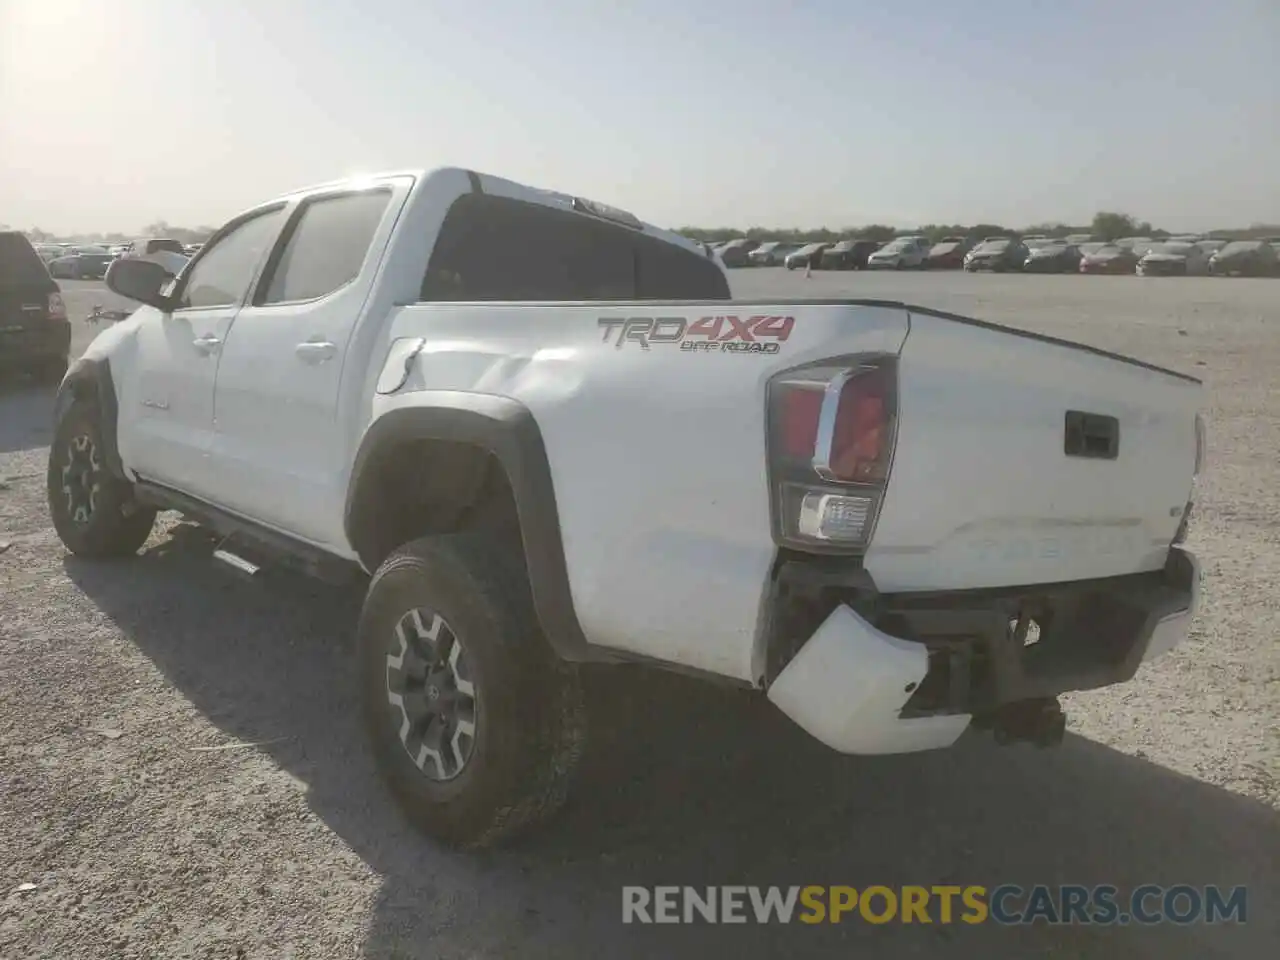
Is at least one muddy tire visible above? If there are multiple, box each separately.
[359,532,586,848]
[47,400,156,557]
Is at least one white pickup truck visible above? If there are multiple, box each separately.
[49,167,1204,848]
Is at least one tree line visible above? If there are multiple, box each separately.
[678,212,1280,246]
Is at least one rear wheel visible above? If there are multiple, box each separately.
[47,400,156,557]
[359,533,585,848]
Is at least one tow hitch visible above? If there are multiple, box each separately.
[973,697,1066,748]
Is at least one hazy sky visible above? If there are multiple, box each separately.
[2,0,1277,235]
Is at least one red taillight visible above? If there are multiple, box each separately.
[47,293,67,321]
[826,367,891,482]
[767,356,898,551]
[781,385,823,458]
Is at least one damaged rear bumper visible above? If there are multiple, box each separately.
[765,547,1201,755]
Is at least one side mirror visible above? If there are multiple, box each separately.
[104,258,175,310]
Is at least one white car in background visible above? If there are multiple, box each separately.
[866,235,930,269]
[1136,241,1212,277]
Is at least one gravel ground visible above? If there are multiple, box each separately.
[1,273,1277,959]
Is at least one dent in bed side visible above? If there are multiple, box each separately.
[343,394,597,663]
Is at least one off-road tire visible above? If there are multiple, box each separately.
[359,532,586,848]
[47,399,156,557]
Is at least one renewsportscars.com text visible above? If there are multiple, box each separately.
[621,884,1248,926]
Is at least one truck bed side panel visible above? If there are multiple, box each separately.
[379,302,910,681]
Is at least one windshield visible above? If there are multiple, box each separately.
[1147,242,1194,256]
[794,243,823,255]
[1085,244,1123,257]
[882,239,913,252]
[1219,240,1262,255]
[974,239,1009,253]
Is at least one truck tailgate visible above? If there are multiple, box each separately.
[867,308,1202,592]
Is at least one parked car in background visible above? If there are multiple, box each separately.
[34,244,65,263]
[866,235,929,269]
[925,236,973,269]
[1115,237,1155,256]
[717,238,760,268]
[125,237,188,260]
[1079,243,1139,275]
[819,238,880,270]
[1136,241,1210,277]
[0,231,69,382]
[1021,241,1082,273]
[48,248,115,279]
[784,242,829,270]
[184,242,205,256]
[1209,239,1280,277]
[963,237,1029,272]
[1196,238,1229,256]
[1064,233,1095,245]
[748,241,799,266]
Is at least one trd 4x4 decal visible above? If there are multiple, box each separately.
[597,315,795,354]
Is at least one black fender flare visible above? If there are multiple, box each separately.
[344,394,598,663]
[53,357,127,480]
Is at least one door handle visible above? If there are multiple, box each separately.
[295,340,337,364]
[192,335,222,356]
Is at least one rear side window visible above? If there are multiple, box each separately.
[420,194,728,301]
[0,233,52,285]
[634,232,729,298]
[260,190,391,304]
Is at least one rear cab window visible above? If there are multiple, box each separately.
[0,232,54,287]
[420,194,729,302]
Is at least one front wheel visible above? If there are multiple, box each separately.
[47,400,156,557]
[359,533,586,848]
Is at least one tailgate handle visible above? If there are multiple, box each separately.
[1064,410,1119,460]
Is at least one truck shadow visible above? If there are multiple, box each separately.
[66,525,1278,960]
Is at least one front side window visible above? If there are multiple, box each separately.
[176,207,285,309]
[260,190,391,305]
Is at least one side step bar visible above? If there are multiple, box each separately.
[134,479,363,586]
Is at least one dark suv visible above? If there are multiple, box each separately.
[0,232,70,383]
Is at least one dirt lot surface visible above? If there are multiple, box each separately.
[2,273,1277,958]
